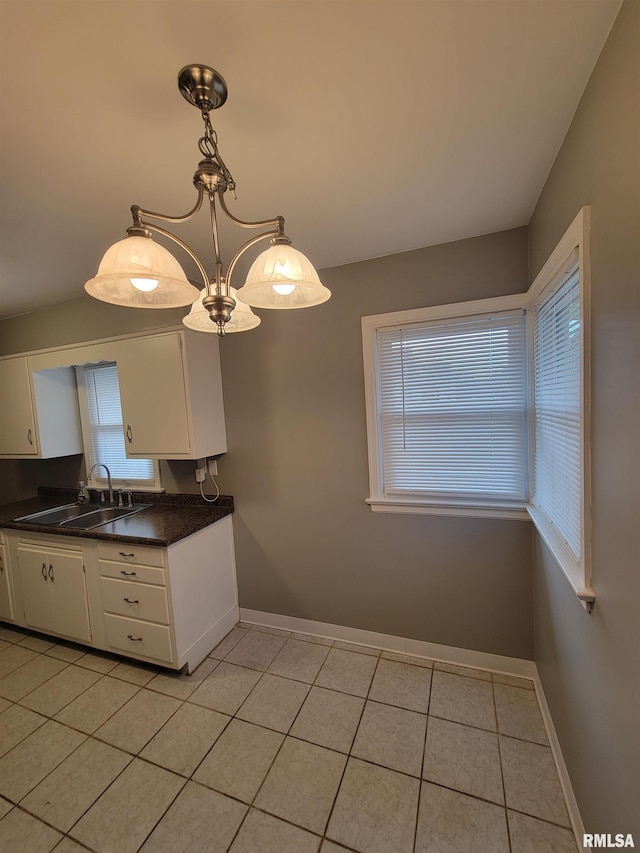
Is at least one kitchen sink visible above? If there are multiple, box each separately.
[14,502,151,530]
[14,503,97,525]
[59,505,151,529]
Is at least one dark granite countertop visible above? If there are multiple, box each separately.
[0,487,234,547]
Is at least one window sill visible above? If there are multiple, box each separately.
[365,498,530,520]
[526,503,595,611]
[88,483,165,494]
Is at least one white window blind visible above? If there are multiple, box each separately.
[376,311,527,504]
[532,267,582,559]
[81,363,155,485]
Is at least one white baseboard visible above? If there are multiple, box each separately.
[534,672,587,851]
[239,608,536,678]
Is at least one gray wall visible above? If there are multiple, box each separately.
[0,228,535,659]
[528,0,639,835]
[216,228,534,658]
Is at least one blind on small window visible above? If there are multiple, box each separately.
[533,267,581,558]
[83,363,155,484]
[376,311,527,503]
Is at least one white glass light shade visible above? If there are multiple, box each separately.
[182,287,261,333]
[84,236,200,308]
[239,244,330,309]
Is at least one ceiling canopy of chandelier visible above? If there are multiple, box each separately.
[84,64,330,335]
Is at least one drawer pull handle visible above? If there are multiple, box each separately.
[120,570,137,576]
[126,425,133,444]
[123,598,140,605]
[42,562,47,581]
[127,634,143,642]
[48,564,54,581]
[119,552,135,558]
[27,429,34,446]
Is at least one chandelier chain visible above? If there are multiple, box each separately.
[199,112,236,193]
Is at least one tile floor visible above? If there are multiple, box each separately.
[0,621,579,853]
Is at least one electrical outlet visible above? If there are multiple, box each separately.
[207,458,218,476]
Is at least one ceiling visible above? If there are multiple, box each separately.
[0,0,621,319]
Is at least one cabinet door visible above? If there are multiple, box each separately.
[17,544,52,632]
[48,549,91,643]
[0,545,14,621]
[116,333,191,457]
[0,358,37,455]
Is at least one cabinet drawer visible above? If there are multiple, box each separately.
[101,577,169,625]
[103,613,174,664]
[97,542,165,568]
[99,560,165,587]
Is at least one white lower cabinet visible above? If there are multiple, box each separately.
[100,577,170,625]
[97,541,175,666]
[103,614,174,664]
[16,541,91,643]
[3,516,239,673]
[0,540,14,622]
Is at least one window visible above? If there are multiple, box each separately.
[527,208,591,603]
[76,362,161,490]
[532,264,581,557]
[362,296,529,519]
[377,311,528,505]
[362,208,591,603]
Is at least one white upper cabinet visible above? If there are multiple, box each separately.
[117,333,190,457]
[13,328,227,460]
[117,330,227,459]
[0,357,82,458]
[0,358,35,456]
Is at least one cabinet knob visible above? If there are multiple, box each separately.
[123,598,140,605]
[127,634,143,642]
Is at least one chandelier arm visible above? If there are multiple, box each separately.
[217,188,284,232]
[209,196,225,297]
[209,196,222,265]
[132,185,205,226]
[225,230,279,293]
[143,222,209,291]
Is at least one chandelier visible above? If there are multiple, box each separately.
[84,65,331,335]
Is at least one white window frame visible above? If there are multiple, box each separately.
[362,293,530,521]
[362,207,592,605]
[526,208,592,607]
[76,363,162,492]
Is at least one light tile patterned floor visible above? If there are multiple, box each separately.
[0,621,579,852]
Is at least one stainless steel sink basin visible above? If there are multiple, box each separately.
[59,505,151,529]
[14,503,97,525]
[14,502,151,530]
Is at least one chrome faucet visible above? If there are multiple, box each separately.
[87,463,114,505]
